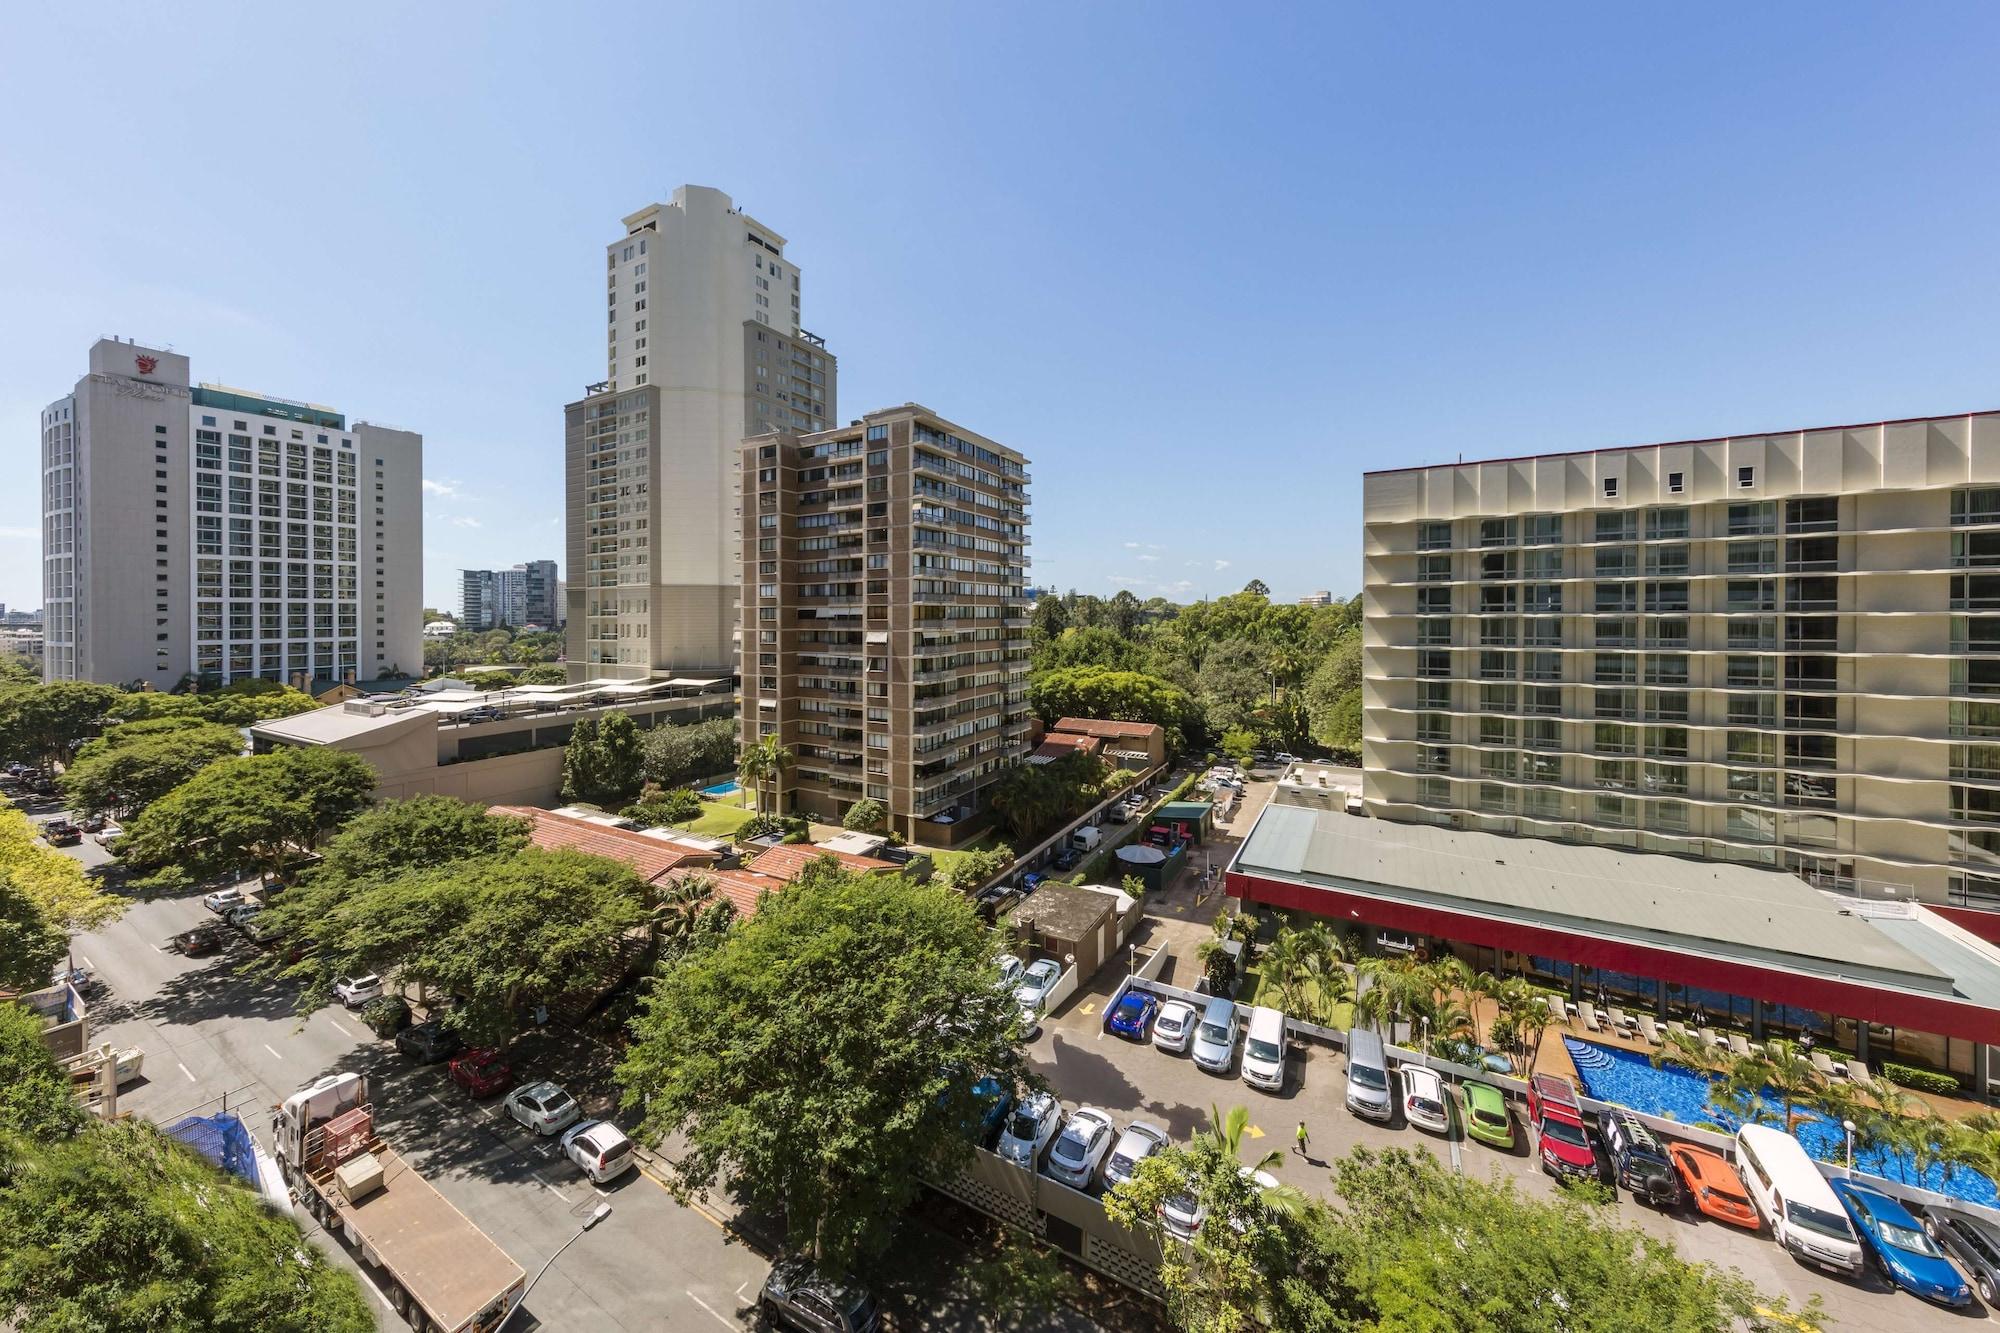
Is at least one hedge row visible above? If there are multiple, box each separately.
[1881,1061,1961,1096]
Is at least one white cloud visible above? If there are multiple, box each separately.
[1137,553,1159,562]
[1123,540,1164,551]
[1214,559,1232,571]
[422,479,458,498]
[1166,580,1196,595]
[0,526,36,540]
[451,516,482,529]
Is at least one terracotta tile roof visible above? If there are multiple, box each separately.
[695,866,788,917]
[488,805,718,884]
[746,843,897,880]
[1052,717,1164,741]
[1032,733,1101,761]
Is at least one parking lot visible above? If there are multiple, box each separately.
[1026,974,1980,1331]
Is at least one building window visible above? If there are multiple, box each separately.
[1737,465,1755,489]
[1602,477,1619,498]
[1667,471,1684,494]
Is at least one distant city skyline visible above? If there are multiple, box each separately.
[5,5,1999,614]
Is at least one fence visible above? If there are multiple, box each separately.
[928,1148,1167,1302]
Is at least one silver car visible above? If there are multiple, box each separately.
[1152,1000,1197,1054]
[1043,1107,1115,1190]
[997,1091,1061,1168]
[1013,958,1061,1011]
[1101,1121,1169,1191]
[504,1080,582,1136]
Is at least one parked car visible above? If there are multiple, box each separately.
[1833,1180,1972,1306]
[1102,1121,1170,1191]
[1191,997,1239,1075]
[1527,1072,1598,1183]
[1462,1080,1514,1150]
[1401,1065,1454,1135]
[79,813,107,833]
[504,1080,582,1136]
[560,1119,636,1184]
[758,1258,881,1333]
[1043,1107,1115,1190]
[962,1074,1013,1147]
[1164,1167,1282,1240]
[1273,752,1302,766]
[1240,1006,1287,1092]
[1922,1202,2000,1307]
[1736,1124,1863,1275]
[1013,958,1062,1012]
[92,823,123,846]
[1602,1110,1680,1207]
[42,821,82,846]
[994,952,1024,991]
[1667,1143,1759,1231]
[203,887,247,914]
[221,904,262,931]
[1152,999,1197,1055]
[333,974,383,1008]
[996,1091,1061,1168]
[1105,990,1160,1041]
[447,1047,514,1098]
[1051,846,1082,872]
[395,1020,463,1065]
[1104,802,1132,825]
[1344,1028,1395,1122]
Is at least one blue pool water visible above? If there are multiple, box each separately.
[701,782,741,797]
[1564,1037,1999,1207]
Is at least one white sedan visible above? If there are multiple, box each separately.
[1164,1166,1281,1240]
[504,1080,582,1136]
[1013,958,1062,1011]
[333,974,383,1008]
[203,887,247,914]
[994,953,1024,991]
[996,1091,1061,1168]
[1042,1107,1115,1190]
[560,1119,636,1183]
[1152,1000,1197,1054]
[1101,1121,1170,1191]
[1401,1065,1454,1135]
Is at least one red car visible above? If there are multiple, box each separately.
[1527,1072,1598,1183]
[448,1047,514,1098]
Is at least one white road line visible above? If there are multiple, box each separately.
[177,1061,196,1082]
[538,1180,574,1203]
[736,1280,753,1300]
[262,1043,283,1061]
[77,954,93,969]
[685,1291,736,1329]
[327,1019,353,1038]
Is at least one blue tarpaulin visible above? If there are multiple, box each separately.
[167,1113,258,1186]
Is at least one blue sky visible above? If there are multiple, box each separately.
[4,4,1999,613]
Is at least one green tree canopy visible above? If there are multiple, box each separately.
[119,747,374,886]
[113,680,322,727]
[596,711,644,799]
[560,717,602,803]
[0,807,123,988]
[640,715,739,790]
[1195,639,1271,738]
[841,797,887,833]
[277,847,649,1039]
[0,682,124,768]
[1032,626,1146,675]
[618,860,1027,1271]
[514,663,570,685]
[1027,667,1201,750]
[0,1002,88,1138]
[60,718,244,818]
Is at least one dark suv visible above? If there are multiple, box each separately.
[395,1020,463,1064]
[1923,1202,2000,1307]
[758,1259,880,1333]
[1602,1110,1680,1207]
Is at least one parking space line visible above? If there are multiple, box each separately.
[262,1043,283,1061]
[177,1061,196,1082]
[78,954,93,969]
[686,1290,736,1329]
[327,1019,353,1038]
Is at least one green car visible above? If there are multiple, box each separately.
[1463,1080,1515,1150]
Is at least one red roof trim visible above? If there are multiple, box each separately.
[1363,410,2000,478]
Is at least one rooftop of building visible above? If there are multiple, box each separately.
[1363,408,2000,478]
[743,843,899,879]
[192,384,345,431]
[488,806,719,883]
[1012,880,1118,942]
[1231,803,1979,998]
[1051,717,1165,741]
[250,674,731,745]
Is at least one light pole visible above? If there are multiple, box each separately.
[1843,1120,1857,1175]
[500,1202,611,1331]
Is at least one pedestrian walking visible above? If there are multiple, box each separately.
[1296,1120,1310,1157]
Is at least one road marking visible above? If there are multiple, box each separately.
[538,1180,573,1203]
[262,1043,283,1061]
[736,1280,753,1300]
[177,1061,196,1082]
[1079,1002,1096,1016]
[327,1019,353,1038]
[1244,1124,1265,1139]
[685,1290,736,1329]
[78,954,93,969]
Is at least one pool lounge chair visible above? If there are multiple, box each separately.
[1699,1026,1725,1049]
[1728,1033,1754,1058]
[1811,1051,1842,1078]
[1579,1003,1603,1033]
[1666,1020,1690,1040]
[1848,1061,1879,1092]
[1636,1014,1663,1045]
[1607,1006,1632,1032]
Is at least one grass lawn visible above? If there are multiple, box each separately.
[920,831,1002,879]
[1237,966,1352,1029]
[676,800,760,838]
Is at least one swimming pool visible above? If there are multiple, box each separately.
[1563,1037,1999,1207]
[701,781,741,797]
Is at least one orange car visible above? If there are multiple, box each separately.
[1667,1142,1760,1231]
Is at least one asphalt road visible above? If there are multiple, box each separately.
[1027,987,1983,1333]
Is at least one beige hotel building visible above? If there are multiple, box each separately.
[1361,409,2000,910]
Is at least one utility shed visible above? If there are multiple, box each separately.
[1011,881,1118,978]
[1153,800,1215,845]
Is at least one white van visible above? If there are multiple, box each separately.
[1734,1125,1863,1275]
[1240,1006,1287,1092]
[1344,1027,1394,1121]
[1069,824,1102,854]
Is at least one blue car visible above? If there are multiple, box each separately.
[1105,991,1160,1041]
[1831,1180,1973,1307]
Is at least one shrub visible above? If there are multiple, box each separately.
[623,786,703,826]
[735,813,787,845]
[781,816,812,844]
[842,798,887,833]
[1882,1061,1960,1095]
[360,995,410,1037]
[1488,1014,1519,1053]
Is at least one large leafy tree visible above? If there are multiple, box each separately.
[119,747,374,886]
[618,860,1026,1271]
[60,718,244,818]
[1033,626,1145,675]
[560,717,602,803]
[1028,666,1202,750]
[113,680,320,727]
[282,795,529,896]
[640,716,739,790]
[0,807,123,986]
[1195,639,1271,738]
[278,847,649,1039]
[0,682,124,768]
[597,710,644,799]
[0,1003,88,1138]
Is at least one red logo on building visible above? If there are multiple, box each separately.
[135,354,158,375]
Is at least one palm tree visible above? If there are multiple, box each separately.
[1461,968,1504,1050]
[1198,1104,1308,1219]
[739,734,793,815]
[1761,1039,1829,1129]
[1651,1026,1723,1077]
[652,873,716,946]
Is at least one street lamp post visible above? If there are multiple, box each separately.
[500,1202,612,1331]
[1843,1119,1857,1175]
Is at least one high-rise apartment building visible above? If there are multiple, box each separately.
[739,405,1033,841]
[1360,409,2000,909]
[566,186,835,680]
[41,338,422,688]
[461,560,560,631]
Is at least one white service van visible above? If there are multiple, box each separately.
[1734,1125,1863,1275]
